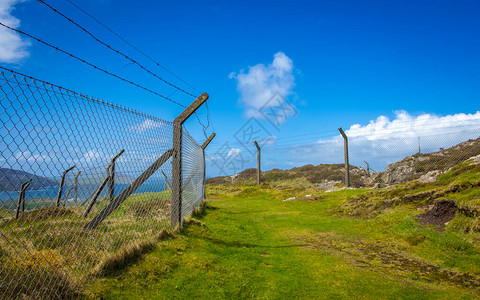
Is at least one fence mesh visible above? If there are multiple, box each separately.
[0,69,205,298]
[181,129,205,219]
[206,117,480,188]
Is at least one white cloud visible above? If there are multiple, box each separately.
[15,151,49,163]
[130,119,165,133]
[344,110,480,141]
[227,148,241,158]
[82,150,105,163]
[266,111,480,172]
[0,0,29,63]
[230,52,296,118]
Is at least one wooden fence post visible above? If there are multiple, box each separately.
[56,165,76,207]
[74,171,81,203]
[83,166,111,217]
[63,187,74,207]
[254,140,261,185]
[84,149,173,229]
[83,150,125,217]
[15,179,31,219]
[108,149,125,202]
[201,133,216,199]
[338,127,350,187]
[364,160,370,177]
[171,93,209,231]
[161,170,172,190]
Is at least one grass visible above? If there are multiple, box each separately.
[85,164,480,299]
[0,191,172,299]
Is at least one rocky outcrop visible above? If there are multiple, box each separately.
[374,137,480,185]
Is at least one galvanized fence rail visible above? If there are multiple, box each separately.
[0,69,212,299]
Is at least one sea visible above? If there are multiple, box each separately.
[0,181,166,205]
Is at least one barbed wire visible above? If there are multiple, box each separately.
[0,22,188,108]
[62,0,215,135]
[64,0,201,95]
[39,0,198,99]
[0,65,173,123]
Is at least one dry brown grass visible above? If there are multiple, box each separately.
[91,240,156,277]
[90,228,174,277]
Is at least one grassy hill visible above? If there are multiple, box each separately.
[207,137,480,188]
[86,154,480,299]
[207,164,370,188]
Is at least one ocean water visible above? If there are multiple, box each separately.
[0,181,166,203]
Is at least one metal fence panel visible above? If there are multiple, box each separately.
[0,70,205,299]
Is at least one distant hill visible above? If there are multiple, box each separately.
[0,168,57,192]
[206,164,369,188]
[207,136,480,188]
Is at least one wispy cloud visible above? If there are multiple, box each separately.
[15,151,50,163]
[344,110,480,140]
[82,150,105,163]
[265,111,480,172]
[0,0,29,63]
[129,119,165,133]
[230,52,296,118]
[227,148,241,158]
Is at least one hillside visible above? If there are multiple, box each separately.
[0,168,57,192]
[207,137,480,188]
[207,164,370,187]
[373,137,480,184]
[87,153,480,298]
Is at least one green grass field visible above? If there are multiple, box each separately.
[0,191,172,299]
[85,163,480,299]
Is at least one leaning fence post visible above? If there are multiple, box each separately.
[161,170,172,190]
[338,127,350,187]
[74,171,81,203]
[201,133,216,199]
[83,168,110,218]
[84,149,173,229]
[63,187,74,207]
[171,93,209,231]
[364,160,370,177]
[15,179,31,219]
[254,140,261,185]
[56,165,76,207]
[108,149,125,202]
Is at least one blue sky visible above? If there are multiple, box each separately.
[2,0,480,177]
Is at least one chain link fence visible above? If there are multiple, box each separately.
[0,69,206,298]
[207,116,480,188]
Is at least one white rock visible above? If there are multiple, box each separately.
[418,170,442,183]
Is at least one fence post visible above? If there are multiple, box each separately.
[201,133,216,199]
[85,149,173,229]
[108,149,125,202]
[171,93,209,231]
[56,165,76,207]
[83,165,111,217]
[254,140,261,185]
[364,160,370,177]
[63,187,74,207]
[15,179,31,219]
[338,127,350,187]
[161,170,172,190]
[74,171,81,203]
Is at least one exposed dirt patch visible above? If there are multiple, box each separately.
[419,200,457,231]
[293,232,480,291]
